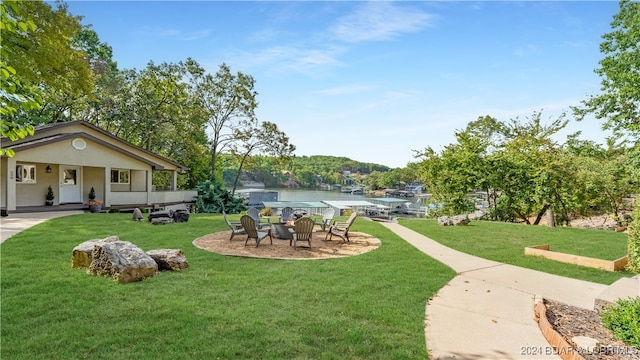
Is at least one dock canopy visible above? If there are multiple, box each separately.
[367,197,410,209]
[321,200,377,216]
[262,201,328,216]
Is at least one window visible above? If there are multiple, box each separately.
[63,169,76,185]
[110,169,130,184]
[16,164,36,183]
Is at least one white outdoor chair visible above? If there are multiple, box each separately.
[314,207,336,232]
[324,212,358,243]
[223,211,245,241]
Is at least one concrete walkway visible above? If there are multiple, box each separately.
[381,222,611,360]
[0,211,84,244]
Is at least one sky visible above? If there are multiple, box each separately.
[64,1,621,168]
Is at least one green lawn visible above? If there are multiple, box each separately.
[1,214,455,360]
[400,219,634,285]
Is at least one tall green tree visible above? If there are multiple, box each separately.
[497,112,570,224]
[4,0,94,124]
[573,0,640,271]
[573,0,640,136]
[417,112,585,223]
[0,1,38,155]
[185,60,258,180]
[228,121,295,194]
[84,60,209,189]
[417,116,496,215]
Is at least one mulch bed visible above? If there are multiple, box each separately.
[545,299,639,360]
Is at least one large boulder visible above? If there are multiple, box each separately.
[72,236,120,269]
[437,215,470,226]
[146,249,189,271]
[149,210,174,225]
[451,214,470,226]
[150,217,173,225]
[132,208,143,221]
[173,209,190,223]
[89,240,158,283]
[148,209,190,224]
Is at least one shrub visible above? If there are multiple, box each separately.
[195,178,245,213]
[600,296,640,348]
[45,186,55,201]
[627,206,640,273]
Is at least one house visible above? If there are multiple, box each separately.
[1,121,197,213]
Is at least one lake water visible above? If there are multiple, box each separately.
[256,188,424,206]
[275,189,379,202]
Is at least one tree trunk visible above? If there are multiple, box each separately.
[231,152,250,196]
[546,209,556,228]
[532,204,550,225]
[211,147,218,178]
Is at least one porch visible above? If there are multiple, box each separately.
[6,194,197,214]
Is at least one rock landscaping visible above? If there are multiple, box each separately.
[437,214,470,226]
[72,235,188,283]
[148,209,190,225]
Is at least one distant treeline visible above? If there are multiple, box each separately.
[219,154,418,189]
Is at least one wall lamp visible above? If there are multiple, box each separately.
[46,165,52,173]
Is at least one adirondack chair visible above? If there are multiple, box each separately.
[247,207,271,229]
[223,211,245,241]
[314,207,336,231]
[324,212,358,243]
[280,207,294,223]
[288,217,315,249]
[240,215,272,247]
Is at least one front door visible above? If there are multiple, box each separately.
[59,165,82,203]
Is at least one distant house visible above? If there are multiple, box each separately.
[1,121,196,212]
[405,183,424,194]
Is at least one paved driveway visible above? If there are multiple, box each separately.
[0,211,84,244]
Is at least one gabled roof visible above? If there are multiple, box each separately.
[1,120,189,171]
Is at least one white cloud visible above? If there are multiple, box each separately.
[229,45,347,75]
[155,28,180,37]
[331,2,433,43]
[315,84,376,95]
[138,26,210,41]
[182,29,211,41]
[513,44,542,57]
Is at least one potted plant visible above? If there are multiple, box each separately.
[45,186,54,206]
[88,187,102,213]
[88,199,103,213]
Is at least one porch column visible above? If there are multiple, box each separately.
[146,170,152,205]
[104,167,110,207]
[6,157,16,211]
[172,170,177,191]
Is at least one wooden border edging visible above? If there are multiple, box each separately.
[534,297,585,360]
[525,244,628,271]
